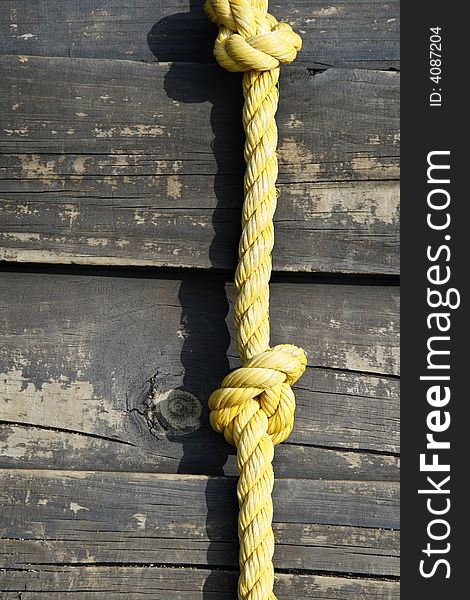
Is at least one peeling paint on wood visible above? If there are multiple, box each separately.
[0,59,399,274]
[0,0,400,70]
[0,271,399,479]
[0,469,400,580]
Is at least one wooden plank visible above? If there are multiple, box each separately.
[0,0,399,70]
[1,525,399,577]
[0,270,399,479]
[0,566,399,599]
[0,56,400,274]
[0,416,399,480]
[0,469,399,578]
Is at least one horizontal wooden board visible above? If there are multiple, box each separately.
[0,57,400,274]
[0,270,399,481]
[0,0,399,70]
[2,525,399,578]
[0,469,399,579]
[0,566,399,599]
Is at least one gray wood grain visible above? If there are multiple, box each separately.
[0,0,399,70]
[0,57,400,274]
[0,567,399,600]
[1,525,399,577]
[0,270,399,478]
[0,469,399,578]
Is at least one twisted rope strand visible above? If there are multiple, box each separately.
[204,1,306,598]
[235,68,279,361]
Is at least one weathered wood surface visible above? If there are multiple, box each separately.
[0,567,399,600]
[0,271,399,478]
[0,57,399,274]
[0,0,400,595]
[0,469,399,578]
[1,0,399,70]
[0,269,399,591]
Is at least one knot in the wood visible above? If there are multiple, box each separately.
[148,388,203,434]
[204,0,302,72]
[208,344,307,446]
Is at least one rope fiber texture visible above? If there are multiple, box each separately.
[204,1,307,598]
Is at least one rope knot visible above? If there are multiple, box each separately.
[208,344,307,446]
[204,0,302,72]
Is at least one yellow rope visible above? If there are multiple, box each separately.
[205,1,306,598]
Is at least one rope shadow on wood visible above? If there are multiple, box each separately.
[148,3,243,596]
